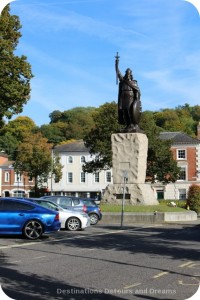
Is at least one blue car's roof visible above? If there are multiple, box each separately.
[0,197,58,214]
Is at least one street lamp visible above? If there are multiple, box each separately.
[121,170,128,228]
[50,147,54,196]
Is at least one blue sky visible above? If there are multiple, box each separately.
[9,0,200,126]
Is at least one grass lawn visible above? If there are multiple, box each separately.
[100,203,187,213]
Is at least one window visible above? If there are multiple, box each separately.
[67,172,73,183]
[68,156,73,164]
[81,156,86,163]
[106,171,112,183]
[157,190,164,200]
[15,172,22,183]
[28,174,33,182]
[177,149,186,160]
[73,199,80,206]
[59,198,72,206]
[13,190,25,197]
[179,167,186,181]
[80,172,86,183]
[179,189,186,200]
[4,172,10,182]
[94,173,99,183]
[1,200,34,211]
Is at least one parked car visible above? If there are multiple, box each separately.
[27,198,90,231]
[0,197,61,240]
[41,196,102,225]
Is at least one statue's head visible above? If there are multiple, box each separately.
[125,68,133,80]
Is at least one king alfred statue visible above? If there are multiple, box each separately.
[115,52,142,133]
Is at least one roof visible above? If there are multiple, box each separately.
[159,132,200,145]
[54,140,89,153]
[0,161,14,169]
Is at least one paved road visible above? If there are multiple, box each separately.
[0,223,200,300]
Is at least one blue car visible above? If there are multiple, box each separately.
[0,198,61,240]
[41,196,102,225]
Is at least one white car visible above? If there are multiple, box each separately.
[27,198,90,231]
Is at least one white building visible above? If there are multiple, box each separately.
[47,140,113,199]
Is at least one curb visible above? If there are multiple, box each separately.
[100,211,198,225]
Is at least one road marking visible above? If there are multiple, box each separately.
[179,261,193,268]
[124,283,141,289]
[153,271,168,278]
[178,278,200,286]
[188,263,200,269]
[33,256,46,259]
[9,260,21,263]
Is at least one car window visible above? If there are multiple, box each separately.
[0,200,34,211]
[36,200,57,211]
[82,200,96,207]
[59,198,72,206]
[73,199,80,206]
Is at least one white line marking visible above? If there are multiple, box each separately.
[179,261,193,268]
[124,283,141,289]
[153,271,168,278]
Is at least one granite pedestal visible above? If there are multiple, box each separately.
[103,133,158,205]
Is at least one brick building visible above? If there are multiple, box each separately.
[152,131,200,200]
[0,154,35,197]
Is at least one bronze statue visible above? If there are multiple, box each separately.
[115,53,142,132]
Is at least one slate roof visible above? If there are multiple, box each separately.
[0,161,14,168]
[54,140,88,152]
[159,132,200,145]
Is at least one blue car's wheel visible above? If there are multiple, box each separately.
[23,220,43,240]
[89,213,99,225]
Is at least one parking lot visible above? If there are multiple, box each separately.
[0,223,200,300]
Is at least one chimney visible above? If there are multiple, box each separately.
[197,122,200,140]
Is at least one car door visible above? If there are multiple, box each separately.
[0,200,33,233]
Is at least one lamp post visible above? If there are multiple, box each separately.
[121,170,128,228]
[50,147,54,196]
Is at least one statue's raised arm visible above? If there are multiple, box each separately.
[115,52,123,83]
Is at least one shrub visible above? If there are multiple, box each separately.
[187,184,200,213]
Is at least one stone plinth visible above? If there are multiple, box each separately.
[112,133,147,184]
[103,183,158,205]
[103,132,158,205]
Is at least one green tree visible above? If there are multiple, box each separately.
[154,109,183,131]
[0,131,18,158]
[13,133,62,194]
[52,151,63,183]
[49,107,96,140]
[0,6,33,125]
[140,112,180,183]
[191,105,200,122]
[0,116,37,158]
[187,184,200,213]
[83,102,120,172]
[40,123,66,144]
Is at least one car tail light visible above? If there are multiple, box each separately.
[83,205,87,213]
[55,213,59,221]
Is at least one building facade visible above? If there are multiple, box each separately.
[1,128,200,201]
[46,141,113,199]
[0,154,35,197]
[152,131,200,200]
